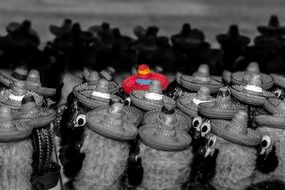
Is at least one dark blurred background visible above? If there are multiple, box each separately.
[1,0,284,46]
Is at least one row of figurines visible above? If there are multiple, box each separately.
[55,78,285,190]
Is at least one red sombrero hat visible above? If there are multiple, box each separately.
[180,64,223,94]
[211,111,262,147]
[177,86,213,117]
[0,81,43,109]
[199,87,245,120]
[230,62,273,90]
[122,64,169,94]
[231,74,274,106]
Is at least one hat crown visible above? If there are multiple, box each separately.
[197,86,211,100]
[248,74,262,87]
[138,64,151,75]
[21,95,37,112]
[14,66,28,76]
[162,114,176,128]
[105,103,124,125]
[216,87,231,102]
[227,111,248,135]
[148,80,162,94]
[94,79,110,93]
[27,69,40,83]
[268,15,280,27]
[12,81,27,94]
[181,23,191,36]
[247,62,260,74]
[228,25,239,37]
[88,71,100,85]
[196,64,210,77]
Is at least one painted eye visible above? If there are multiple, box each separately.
[261,135,271,149]
[274,89,282,98]
[207,135,216,148]
[201,122,211,137]
[76,114,86,127]
[192,116,202,130]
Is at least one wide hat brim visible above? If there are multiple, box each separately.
[143,109,191,132]
[0,121,32,142]
[180,75,223,94]
[216,34,250,46]
[93,105,143,127]
[230,85,274,106]
[231,72,273,90]
[139,125,192,151]
[26,84,56,97]
[255,115,285,130]
[0,90,44,109]
[211,119,262,146]
[122,73,169,94]
[73,88,121,109]
[257,26,285,35]
[130,90,175,111]
[271,74,285,88]
[177,92,212,117]
[73,81,119,95]
[0,69,25,87]
[14,108,56,128]
[86,109,138,141]
[198,100,245,120]
[264,98,283,114]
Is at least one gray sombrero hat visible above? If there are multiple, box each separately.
[231,62,273,90]
[198,87,245,120]
[130,80,175,111]
[0,81,44,109]
[211,110,262,146]
[0,66,28,87]
[270,73,285,89]
[143,103,191,132]
[0,106,32,142]
[180,64,223,94]
[257,100,285,130]
[177,86,213,117]
[230,74,274,106]
[139,113,192,151]
[86,103,138,141]
[25,70,56,97]
[73,79,121,109]
[73,71,119,94]
[92,100,143,127]
[14,95,56,128]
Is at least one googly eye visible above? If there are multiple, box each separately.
[76,114,86,127]
[207,135,216,148]
[201,121,211,137]
[261,135,271,149]
[274,89,282,98]
[192,116,202,130]
[124,97,131,106]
